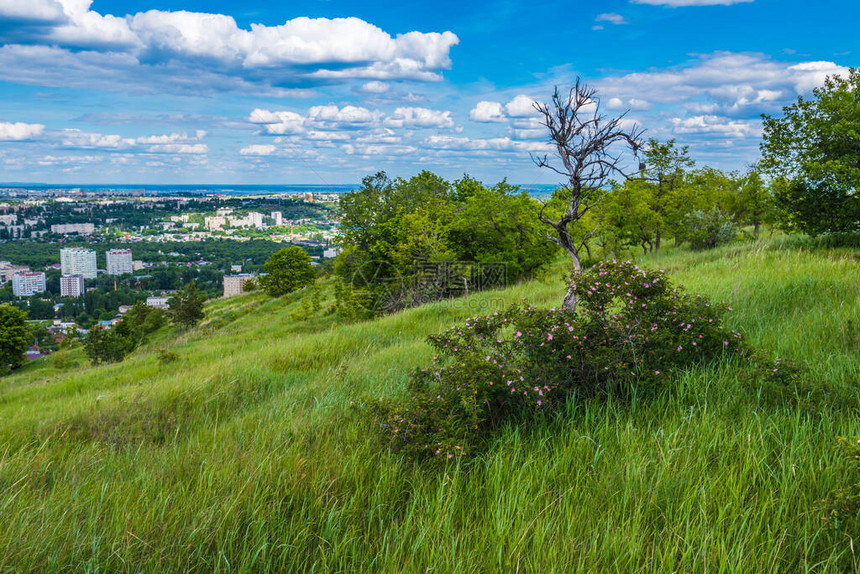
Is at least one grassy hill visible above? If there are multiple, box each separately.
[1,239,858,572]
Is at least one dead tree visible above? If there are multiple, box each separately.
[533,79,644,310]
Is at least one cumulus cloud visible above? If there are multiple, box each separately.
[0,121,46,140]
[597,52,850,116]
[383,107,454,128]
[248,109,305,134]
[361,81,390,93]
[469,101,506,122]
[670,115,758,137]
[309,105,380,126]
[504,95,539,117]
[0,4,459,93]
[240,144,276,156]
[469,95,538,124]
[424,135,549,153]
[60,128,208,153]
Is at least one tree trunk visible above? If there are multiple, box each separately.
[562,246,581,311]
[753,220,760,239]
[655,228,662,251]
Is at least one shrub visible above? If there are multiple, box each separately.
[373,260,745,461]
[682,208,738,250]
[157,348,178,364]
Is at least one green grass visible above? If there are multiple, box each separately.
[1,239,858,572]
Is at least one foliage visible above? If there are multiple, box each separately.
[773,177,860,235]
[0,303,30,373]
[761,68,860,235]
[84,325,135,365]
[259,246,316,297]
[170,281,206,329]
[336,171,556,313]
[681,208,739,250]
[642,138,695,250]
[83,303,166,365]
[732,170,775,238]
[374,260,744,460]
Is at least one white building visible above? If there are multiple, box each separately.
[323,246,342,259]
[271,211,283,226]
[60,274,85,298]
[106,249,133,275]
[51,223,95,235]
[60,248,97,279]
[146,296,170,309]
[223,274,252,297]
[205,216,226,230]
[12,272,46,297]
[0,262,29,284]
[249,212,264,229]
[0,214,17,225]
[132,260,145,271]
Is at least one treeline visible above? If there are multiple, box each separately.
[572,140,776,257]
[0,196,328,235]
[334,171,558,312]
[0,238,303,270]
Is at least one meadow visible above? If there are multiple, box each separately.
[0,238,858,572]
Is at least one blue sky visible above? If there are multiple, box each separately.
[0,0,857,185]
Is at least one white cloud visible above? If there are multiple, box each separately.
[0,0,66,23]
[383,107,454,128]
[469,95,537,124]
[597,52,850,114]
[0,7,459,93]
[309,104,380,125]
[670,115,758,137]
[0,121,46,140]
[59,128,208,153]
[469,101,506,122]
[595,13,627,24]
[240,144,276,156]
[505,95,539,117]
[360,81,390,93]
[248,109,305,134]
[424,135,549,153]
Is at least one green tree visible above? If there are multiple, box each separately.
[732,170,775,238]
[259,247,316,297]
[170,281,206,329]
[643,138,695,250]
[594,179,661,255]
[0,303,30,373]
[761,68,860,235]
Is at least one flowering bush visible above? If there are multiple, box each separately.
[373,260,745,461]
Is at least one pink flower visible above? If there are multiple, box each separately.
[547,334,553,341]
[516,331,522,337]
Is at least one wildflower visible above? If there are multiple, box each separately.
[547,334,553,341]
[516,331,522,337]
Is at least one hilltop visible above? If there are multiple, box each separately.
[0,238,858,571]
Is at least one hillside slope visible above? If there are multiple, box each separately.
[1,240,858,572]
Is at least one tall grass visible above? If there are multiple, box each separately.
[0,239,857,572]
